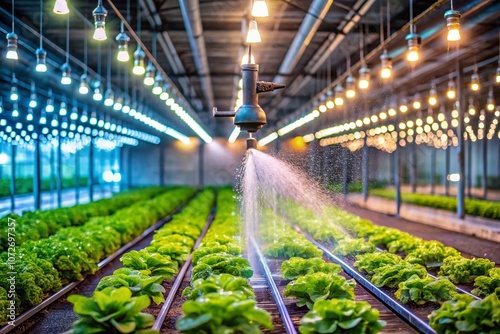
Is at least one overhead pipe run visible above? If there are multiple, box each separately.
[178,0,216,110]
[272,0,334,87]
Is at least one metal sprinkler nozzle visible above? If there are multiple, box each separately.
[213,63,285,149]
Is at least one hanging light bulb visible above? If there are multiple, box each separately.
[326,90,335,109]
[12,103,19,118]
[92,0,108,41]
[89,111,98,125]
[380,49,392,79]
[53,0,69,14]
[104,88,114,106]
[160,85,170,100]
[345,74,356,99]
[334,84,344,106]
[0,98,3,114]
[6,32,18,60]
[80,109,88,123]
[447,76,456,99]
[406,33,421,62]
[496,60,500,84]
[152,74,164,95]
[59,101,67,116]
[144,63,156,86]
[400,98,408,113]
[116,29,130,62]
[133,47,146,75]
[487,88,495,111]
[470,70,480,92]
[60,63,72,85]
[246,19,261,44]
[241,53,256,65]
[70,105,78,120]
[29,83,37,108]
[358,64,370,89]
[51,114,59,127]
[79,75,90,94]
[444,9,461,42]
[113,96,123,111]
[10,81,18,102]
[46,90,54,112]
[251,0,269,17]
[468,98,476,116]
[122,96,130,113]
[39,110,47,124]
[93,82,103,101]
[412,93,421,109]
[35,48,47,72]
[428,83,437,106]
[27,108,34,121]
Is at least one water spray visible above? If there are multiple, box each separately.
[213,63,285,150]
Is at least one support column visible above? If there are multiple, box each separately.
[394,141,401,217]
[342,147,348,195]
[456,59,466,219]
[362,136,369,202]
[75,149,80,204]
[88,141,94,202]
[56,138,62,207]
[159,145,165,186]
[199,142,204,187]
[34,138,42,210]
[410,142,417,193]
[445,146,450,196]
[482,136,487,199]
[10,144,16,212]
[467,139,472,197]
[430,147,436,195]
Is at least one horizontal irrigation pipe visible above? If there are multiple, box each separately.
[293,225,436,334]
[152,208,216,330]
[250,237,297,334]
[0,193,196,334]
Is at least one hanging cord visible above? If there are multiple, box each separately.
[11,0,15,32]
[152,31,157,59]
[84,22,88,75]
[359,24,364,61]
[65,13,69,63]
[97,43,102,81]
[137,0,141,39]
[39,0,42,48]
[107,40,111,87]
[380,2,384,45]
[386,0,390,40]
[410,0,414,34]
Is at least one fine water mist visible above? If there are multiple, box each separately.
[238,148,346,248]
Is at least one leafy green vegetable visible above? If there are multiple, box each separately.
[96,268,166,305]
[299,299,385,334]
[370,262,427,288]
[472,268,500,297]
[405,241,460,268]
[394,274,457,305]
[333,238,376,257]
[281,257,342,280]
[429,293,500,333]
[176,292,272,333]
[120,249,178,280]
[192,242,242,266]
[67,287,158,334]
[354,251,402,275]
[284,272,356,309]
[438,256,495,284]
[191,253,253,281]
[182,274,254,301]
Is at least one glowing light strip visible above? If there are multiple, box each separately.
[228,126,241,143]
[258,131,278,146]
[165,127,190,144]
[170,104,212,143]
[277,110,320,136]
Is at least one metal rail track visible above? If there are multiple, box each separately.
[293,225,436,334]
[250,237,298,334]
[0,195,195,334]
[152,209,216,331]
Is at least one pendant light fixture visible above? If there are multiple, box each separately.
[144,32,157,86]
[446,74,456,99]
[428,82,437,106]
[93,44,103,101]
[334,84,344,106]
[81,107,88,123]
[246,19,261,44]
[412,93,421,109]
[53,0,69,14]
[36,0,47,72]
[486,88,495,111]
[160,85,170,101]
[10,75,18,101]
[252,0,269,17]
[358,26,370,90]
[470,67,480,92]
[104,41,114,107]
[92,0,108,41]
[59,100,68,116]
[152,73,164,95]
[70,101,78,120]
[39,109,47,124]
[468,97,476,116]
[406,0,421,63]
[116,0,131,62]
[380,1,392,79]
[400,98,408,113]
[133,0,145,75]
[345,74,356,99]
[27,108,34,121]
[46,89,54,112]
[12,103,19,118]
[29,82,37,108]
[61,14,72,85]
[6,0,18,60]
[444,0,461,42]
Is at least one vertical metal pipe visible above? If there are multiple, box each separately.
[394,141,401,217]
[88,141,94,201]
[430,147,436,195]
[10,144,16,212]
[445,146,450,196]
[410,142,417,193]
[159,145,165,186]
[362,136,368,202]
[456,59,465,219]
[482,135,487,199]
[75,149,80,204]
[34,138,42,210]
[199,142,204,187]
[342,147,348,195]
[57,138,62,208]
[467,139,472,197]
